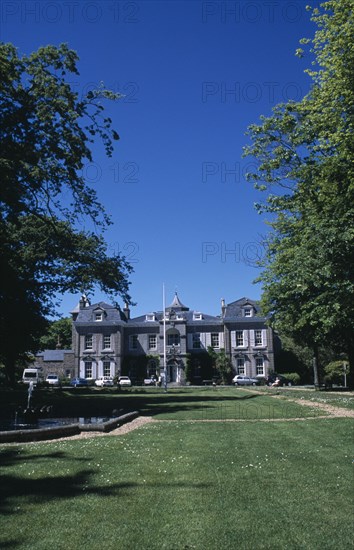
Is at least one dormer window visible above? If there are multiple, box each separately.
[95,312,103,321]
[145,314,156,322]
[244,307,252,317]
[193,312,202,320]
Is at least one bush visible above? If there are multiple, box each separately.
[324,361,349,386]
[282,372,300,385]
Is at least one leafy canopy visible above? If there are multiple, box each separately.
[243,0,354,383]
[0,43,132,384]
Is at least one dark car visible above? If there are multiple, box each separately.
[266,374,291,387]
[70,377,88,387]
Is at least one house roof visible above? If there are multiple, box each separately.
[223,297,265,321]
[36,350,73,361]
[74,301,128,324]
[166,292,189,311]
[129,310,222,326]
[71,296,265,326]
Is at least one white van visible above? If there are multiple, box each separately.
[22,368,42,386]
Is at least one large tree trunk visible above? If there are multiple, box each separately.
[313,346,320,389]
[347,344,354,390]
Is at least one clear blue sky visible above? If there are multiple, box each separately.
[1,0,319,317]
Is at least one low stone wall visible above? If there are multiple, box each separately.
[0,411,139,443]
[79,411,139,432]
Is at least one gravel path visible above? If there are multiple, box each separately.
[270,395,354,418]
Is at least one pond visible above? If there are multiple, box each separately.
[0,415,111,431]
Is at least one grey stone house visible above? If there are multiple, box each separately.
[35,293,275,384]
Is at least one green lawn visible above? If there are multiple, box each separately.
[0,386,330,421]
[260,386,354,410]
[0,388,353,549]
[1,419,353,549]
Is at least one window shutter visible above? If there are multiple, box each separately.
[249,330,255,347]
[200,333,207,349]
[262,329,267,347]
[219,332,224,348]
[205,333,211,347]
[187,334,193,349]
[231,331,236,348]
[244,330,249,348]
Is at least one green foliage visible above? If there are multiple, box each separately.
[207,347,232,384]
[0,42,133,384]
[281,372,301,386]
[215,351,232,384]
[39,317,72,350]
[185,354,193,383]
[243,0,354,386]
[324,360,349,386]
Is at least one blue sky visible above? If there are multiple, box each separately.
[1,0,319,317]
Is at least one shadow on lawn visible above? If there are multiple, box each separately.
[0,446,135,548]
[0,388,261,419]
[0,447,211,548]
[116,392,261,418]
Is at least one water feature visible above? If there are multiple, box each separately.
[0,387,125,438]
[0,415,111,431]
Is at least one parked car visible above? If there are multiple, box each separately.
[95,376,114,387]
[118,376,132,387]
[144,377,156,386]
[22,368,42,386]
[70,377,88,387]
[266,374,291,387]
[232,375,260,386]
[46,374,60,387]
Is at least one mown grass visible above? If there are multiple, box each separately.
[0,418,353,550]
[0,386,331,421]
[260,386,354,410]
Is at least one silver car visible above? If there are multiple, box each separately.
[95,376,114,387]
[118,376,132,387]
[232,375,259,386]
[46,374,60,386]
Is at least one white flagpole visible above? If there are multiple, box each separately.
[163,283,167,392]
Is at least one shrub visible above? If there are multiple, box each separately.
[324,361,349,386]
[282,372,300,385]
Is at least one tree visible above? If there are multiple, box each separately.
[207,347,232,384]
[274,333,336,384]
[39,317,72,350]
[0,43,133,385]
[243,0,354,387]
[323,360,350,387]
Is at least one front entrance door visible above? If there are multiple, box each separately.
[168,361,178,382]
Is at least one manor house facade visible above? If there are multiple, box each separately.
[35,293,276,384]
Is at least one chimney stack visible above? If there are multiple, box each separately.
[123,303,130,320]
[221,298,226,317]
[79,293,90,309]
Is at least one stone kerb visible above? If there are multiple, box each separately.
[0,411,139,443]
